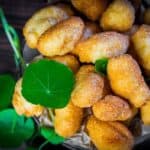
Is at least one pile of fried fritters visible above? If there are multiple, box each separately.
[12,0,150,150]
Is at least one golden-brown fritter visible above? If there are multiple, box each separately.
[144,8,150,25]
[54,101,83,138]
[71,0,108,21]
[12,79,44,117]
[92,95,132,121]
[86,116,134,150]
[141,100,150,125]
[71,65,107,108]
[23,5,74,49]
[107,54,150,108]
[47,54,80,73]
[100,0,135,32]
[131,24,150,75]
[74,32,129,63]
[37,16,84,57]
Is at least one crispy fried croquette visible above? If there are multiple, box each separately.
[131,24,150,75]
[100,0,135,32]
[37,17,84,57]
[54,101,83,138]
[144,8,150,25]
[71,65,107,108]
[92,95,132,121]
[141,100,150,125]
[74,32,129,63]
[107,54,150,108]
[71,0,108,21]
[86,116,134,150]
[23,5,73,49]
[47,54,80,73]
[12,79,44,117]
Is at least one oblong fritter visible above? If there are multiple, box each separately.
[71,65,108,108]
[12,79,44,117]
[74,32,129,63]
[131,24,150,75]
[71,0,108,21]
[107,54,150,108]
[92,95,132,121]
[37,16,84,57]
[100,0,135,32]
[54,101,83,138]
[86,116,134,150]
[23,5,74,49]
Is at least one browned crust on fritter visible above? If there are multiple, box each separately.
[37,16,84,57]
[74,32,129,63]
[71,65,105,108]
[12,79,44,117]
[86,116,134,150]
[92,95,132,121]
[71,0,108,21]
[23,5,74,49]
[100,0,135,32]
[54,101,83,138]
[107,54,150,108]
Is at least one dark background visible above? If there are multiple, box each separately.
[0,0,53,77]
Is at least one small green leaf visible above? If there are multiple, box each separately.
[22,59,75,108]
[0,109,35,148]
[95,58,108,75]
[41,127,65,145]
[26,147,37,150]
[0,74,16,109]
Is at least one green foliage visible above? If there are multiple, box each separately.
[0,74,15,109]
[0,7,25,69]
[41,127,65,145]
[95,58,108,75]
[22,59,75,108]
[0,109,35,148]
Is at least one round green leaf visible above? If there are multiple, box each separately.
[22,59,75,108]
[0,74,15,109]
[0,109,35,148]
[41,127,65,145]
[95,58,108,75]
